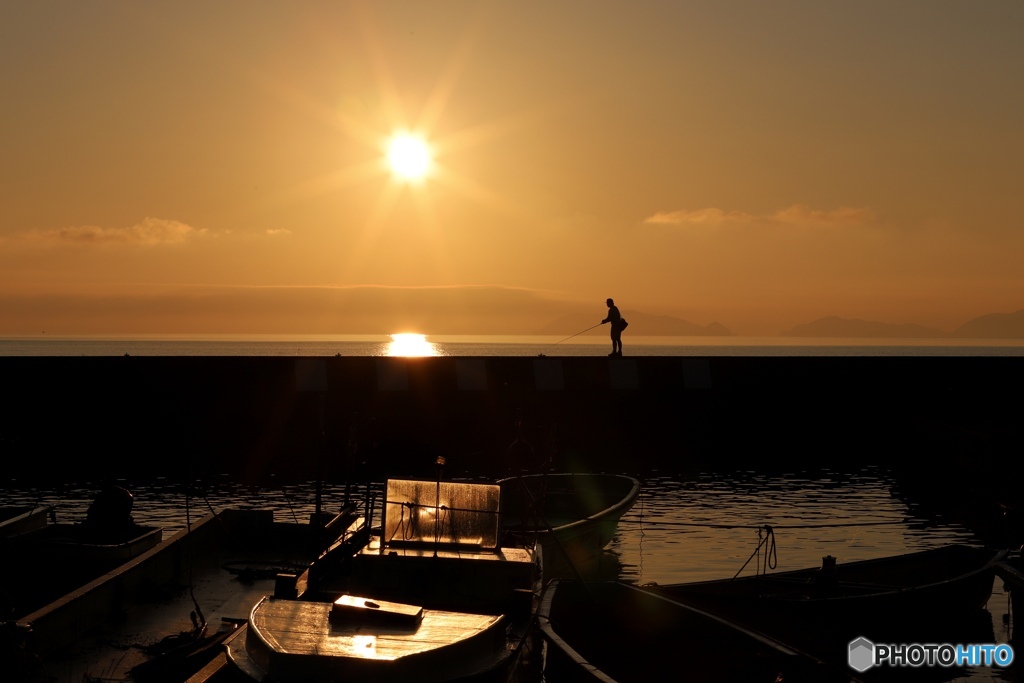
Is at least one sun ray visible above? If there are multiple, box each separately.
[213,3,549,295]
[353,3,410,131]
[414,3,491,135]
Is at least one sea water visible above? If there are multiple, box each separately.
[2,334,1024,357]
[2,468,1016,682]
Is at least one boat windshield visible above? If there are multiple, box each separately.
[383,479,500,549]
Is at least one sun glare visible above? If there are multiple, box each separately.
[386,134,432,181]
[387,333,442,357]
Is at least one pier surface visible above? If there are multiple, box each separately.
[2,356,1020,484]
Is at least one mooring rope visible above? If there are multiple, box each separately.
[730,524,778,578]
[625,514,910,581]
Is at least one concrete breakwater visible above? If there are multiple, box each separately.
[1,356,1021,487]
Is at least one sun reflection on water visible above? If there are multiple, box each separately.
[386,333,444,357]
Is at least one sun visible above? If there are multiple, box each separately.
[387,333,442,357]
[386,133,432,182]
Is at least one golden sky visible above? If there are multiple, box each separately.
[1,1,1022,336]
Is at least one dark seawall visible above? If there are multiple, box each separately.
[2,356,1020,487]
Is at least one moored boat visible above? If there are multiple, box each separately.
[539,579,862,683]
[498,472,639,576]
[5,505,367,683]
[1,483,166,619]
[646,544,1004,674]
[0,517,163,620]
[650,544,1003,622]
[995,548,1024,631]
[225,478,544,683]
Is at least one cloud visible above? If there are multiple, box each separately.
[770,204,876,225]
[266,228,292,236]
[644,208,755,225]
[644,204,875,227]
[23,218,204,246]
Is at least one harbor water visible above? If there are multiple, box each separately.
[2,466,1016,682]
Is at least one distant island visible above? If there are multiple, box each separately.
[948,310,1024,338]
[783,309,1024,338]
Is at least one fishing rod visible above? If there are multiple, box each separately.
[547,323,602,348]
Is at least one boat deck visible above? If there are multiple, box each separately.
[248,597,503,660]
[359,535,535,562]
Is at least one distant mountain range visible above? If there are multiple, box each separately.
[783,309,1024,338]
[782,316,945,338]
[537,312,733,337]
[948,310,1024,338]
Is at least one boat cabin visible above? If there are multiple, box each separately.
[342,478,539,615]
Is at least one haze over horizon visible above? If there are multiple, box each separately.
[2,2,1022,337]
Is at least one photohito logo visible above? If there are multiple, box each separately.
[849,637,1014,672]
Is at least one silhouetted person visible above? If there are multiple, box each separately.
[602,298,626,356]
[85,481,136,539]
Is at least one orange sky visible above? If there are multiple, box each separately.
[1,2,1022,336]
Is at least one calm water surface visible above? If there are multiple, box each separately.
[2,467,1015,682]
[615,471,1016,683]
[3,334,1024,357]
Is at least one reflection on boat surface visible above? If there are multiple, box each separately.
[539,580,862,683]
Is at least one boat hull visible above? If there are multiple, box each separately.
[539,580,859,683]
[653,545,1001,622]
[0,522,163,619]
[0,505,51,538]
[227,596,519,683]
[995,552,1024,633]
[498,473,639,576]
